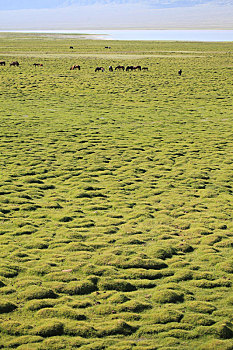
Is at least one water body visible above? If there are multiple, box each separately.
[1,29,233,41]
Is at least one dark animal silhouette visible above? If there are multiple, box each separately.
[126,65,142,71]
[10,61,19,67]
[70,65,80,70]
[142,67,148,71]
[33,63,43,67]
[70,46,74,49]
[178,69,182,76]
[0,61,5,66]
[109,66,113,72]
[95,67,104,72]
[105,46,111,49]
[115,65,125,71]
[126,66,134,71]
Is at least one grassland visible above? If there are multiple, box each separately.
[0,33,233,350]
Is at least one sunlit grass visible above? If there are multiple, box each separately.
[0,33,233,349]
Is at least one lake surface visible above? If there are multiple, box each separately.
[1,29,233,41]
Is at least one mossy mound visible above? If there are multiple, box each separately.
[118,300,152,313]
[187,301,216,314]
[37,306,86,320]
[97,319,137,336]
[5,335,43,348]
[198,339,233,350]
[34,320,64,337]
[0,300,17,313]
[153,289,184,304]
[98,278,136,292]
[215,322,233,339]
[182,313,215,326]
[21,286,58,300]
[146,308,184,324]
[61,280,97,295]
[26,299,56,311]
[63,321,97,337]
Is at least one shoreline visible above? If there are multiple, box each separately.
[0,29,233,42]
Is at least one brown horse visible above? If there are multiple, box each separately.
[133,66,141,71]
[33,63,43,67]
[0,61,5,66]
[95,67,104,72]
[70,65,80,70]
[115,65,125,71]
[10,61,19,67]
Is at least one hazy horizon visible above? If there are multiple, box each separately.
[0,0,233,30]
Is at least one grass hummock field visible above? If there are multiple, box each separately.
[0,32,233,350]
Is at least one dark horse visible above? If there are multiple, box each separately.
[33,63,43,67]
[95,67,104,72]
[109,66,113,72]
[115,65,125,71]
[178,69,182,76]
[126,66,134,71]
[70,46,74,49]
[142,67,149,71]
[10,61,19,67]
[126,65,141,71]
[0,61,5,66]
[70,65,80,70]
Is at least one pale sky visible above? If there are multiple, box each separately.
[0,0,233,30]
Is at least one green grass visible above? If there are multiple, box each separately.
[0,32,233,350]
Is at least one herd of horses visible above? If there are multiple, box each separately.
[95,65,149,72]
[0,61,149,72]
[0,60,182,75]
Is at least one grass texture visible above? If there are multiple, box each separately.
[0,33,233,349]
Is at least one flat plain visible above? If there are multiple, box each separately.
[0,33,233,350]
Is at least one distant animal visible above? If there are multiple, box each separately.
[126,65,141,71]
[10,61,19,67]
[70,65,80,70]
[178,69,182,76]
[105,46,111,49]
[115,65,125,71]
[0,61,5,66]
[95,67,104,72]
[70,46,74,49]
[33,63,43,67]
[126,66,134,71]
[142,67,149,71]
[109,66,113,72]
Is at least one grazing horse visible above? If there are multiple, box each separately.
[70,46,74,49]
[115,65,125,71]
[95,67,104,72]
[133,65,141,71]
[109,66,113,72]
[70,65,80,70]
[10,61,19,67]
[142,67,149,71]
[33,63,43,67]
[178,69,182,76]
[126,66,134,71]
[0,61,5,66]
[105,46,111,49]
